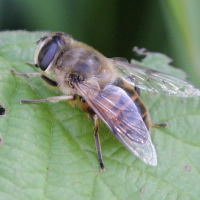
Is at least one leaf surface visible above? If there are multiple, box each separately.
[0,31,200,200]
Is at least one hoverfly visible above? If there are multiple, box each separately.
[11,32,200,171]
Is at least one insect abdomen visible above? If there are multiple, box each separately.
[113,78,151,130]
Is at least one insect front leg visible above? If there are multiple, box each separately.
[10,70,58,87]
[11,70,74,104]
[93,114,106,172]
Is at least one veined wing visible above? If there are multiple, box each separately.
[111,58,200,97]
[74,82,157,166]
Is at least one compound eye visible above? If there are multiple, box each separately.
[38,39,59,71]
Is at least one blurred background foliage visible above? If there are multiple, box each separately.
[0,0,199,87]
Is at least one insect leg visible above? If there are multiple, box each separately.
[93,114,106,172]
[10,70,58,87]
[26,61,37,66]
[152,123,167,128]
[134,86,140,96]
[20,95,74,104]
[124,75,140,96]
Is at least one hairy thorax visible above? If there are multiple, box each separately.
[53,45,118,96]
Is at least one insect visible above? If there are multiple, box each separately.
[11,32,200,171]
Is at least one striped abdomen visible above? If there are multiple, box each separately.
[112,78,151,131]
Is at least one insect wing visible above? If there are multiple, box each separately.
[74,82,157,166]
[111,59,200,97]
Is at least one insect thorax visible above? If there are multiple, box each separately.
[56,47,103,79]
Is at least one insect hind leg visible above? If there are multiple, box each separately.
[134,86,140,96]
[124,75,140,96]
[152,123,167,128]
[93,114,106,172]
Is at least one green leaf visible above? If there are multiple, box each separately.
[0,31,200,200]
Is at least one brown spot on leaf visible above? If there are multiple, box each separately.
[140,187,145,198]
[153,92,157,96]
[185,165,191,172]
